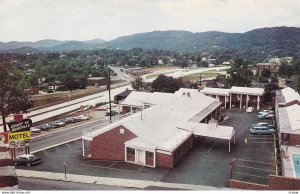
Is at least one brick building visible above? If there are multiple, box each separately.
[276,87,300,147]
[202,86,265,110]
[82,90,235,168]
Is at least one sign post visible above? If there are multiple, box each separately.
[230,158,235,179]
[64,162,67,179]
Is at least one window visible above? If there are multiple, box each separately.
[127,148,135,156]
[120,128,124,134]
[146,151,154,159]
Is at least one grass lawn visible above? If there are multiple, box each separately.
[182,70,226,82]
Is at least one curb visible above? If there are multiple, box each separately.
[16,169,222,190]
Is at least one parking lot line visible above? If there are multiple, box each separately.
[207,142,216,153]
[247,142,274,144]
[237,159,273,165]
[247,138,273,139]
[109,161,116,168]
[138,166,145,172]
[236,165,275,173]
[233,172,269,179]
[81,163,137,173]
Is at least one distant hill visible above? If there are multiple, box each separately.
[0,27,299,58]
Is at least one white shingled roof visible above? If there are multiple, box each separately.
[120,91,175,107]
[229,86,264,96]
[175,88,201,96]
[84,91,221,152]
[280,87,300,104]
[278,104,300,134]
[202,87,230,96]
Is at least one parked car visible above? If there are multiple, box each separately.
[249,126,276,135]
[62,118,74,124]
[37,124,52,131]
[258,110,274,115]
[257,112,274,119]
[77,115,90,121]
[49,120,66,128]
[250,122,274,128]
[30,127,41,133]
[246,107,254,113]
[14,154,41,166]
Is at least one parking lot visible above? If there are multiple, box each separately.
[17,110,276,188]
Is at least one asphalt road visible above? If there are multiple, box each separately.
[18,177,136,190]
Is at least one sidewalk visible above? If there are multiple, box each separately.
[16,169,224,190]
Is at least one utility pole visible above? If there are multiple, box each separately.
[107,67,112,123]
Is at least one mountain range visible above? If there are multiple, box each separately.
[1,27,300,56]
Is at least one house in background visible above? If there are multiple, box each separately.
[253,63,279,76]
[87,77,108,87]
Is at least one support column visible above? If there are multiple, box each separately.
[229,140,231,153]
[257,96,260,110]
[82,139,85,158]
[125,146,127,162]
[130,106,133,113]
[153,151,156,168]
[246,95,249,109]
[234,133,236,144]
[240,94,243,109]
[229,94,232,109]
[224,96,227,109]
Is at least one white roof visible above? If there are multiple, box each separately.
[175,88,201,96]
[278,104,300,134]
[280,87,300,105]
[84,91,220,152]
[178,122,235,141]
[229,86,264,96]
[120,91,175,107]
[202,87,230,96]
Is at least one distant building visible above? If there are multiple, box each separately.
[254,63,279,76]
[87,77,108,87]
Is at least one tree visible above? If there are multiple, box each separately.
[289,76,300,93]
[278,59,293,78]
[261,68,271,78]
[0,63,33,132]
[151,74,184,93]
[226,59,253,87]
[131,77,145,91]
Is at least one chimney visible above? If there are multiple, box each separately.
[182,92,186,96]
[187,92,191,98]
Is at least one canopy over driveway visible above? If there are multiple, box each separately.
[178,121,236,152]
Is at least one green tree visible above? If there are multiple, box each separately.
[151,74,184,93]
[261,68,271,78]
[131,77,145,91]
[0,63,33,132]
[289,76,300,93]
[227,59,253,87]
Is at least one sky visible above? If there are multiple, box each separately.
[0,0,300,42]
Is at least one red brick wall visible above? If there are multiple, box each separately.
[285,100,300,107]
[281,133,300,146]
[229,179,268,190]
[229,176,300,190]
[156,152,173,168]
[173,135,193,165]
[91,125,137,161]
[146,159,154,166]
[127,154,135,162]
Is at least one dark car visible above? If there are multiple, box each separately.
[37,124,52,131]
[14,154,41,166]
[62,118,74,124]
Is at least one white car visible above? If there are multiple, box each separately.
[258,110,274,115]
[30,127,41,133]
[77,115,90,121]
[246,107,254,113]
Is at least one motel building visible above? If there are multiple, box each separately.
[202,86,265,110]
[81,90,235,168]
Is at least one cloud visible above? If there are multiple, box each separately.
[0,0,299,41]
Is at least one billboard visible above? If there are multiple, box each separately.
[8,131,31,143]
[7,119,32,133]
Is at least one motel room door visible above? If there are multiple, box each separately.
[136,149,146,165]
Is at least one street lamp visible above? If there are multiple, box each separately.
[107,67,112,123]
